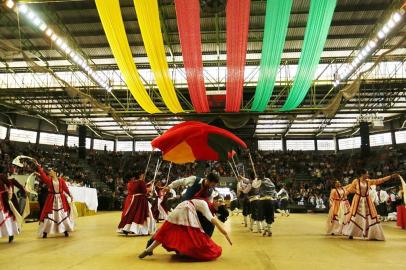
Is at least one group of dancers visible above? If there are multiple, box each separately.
[0,159,75,243]
[326,169,401,240]
[235,173,289,236]
[1,155,404,262]
[118,171,233,260]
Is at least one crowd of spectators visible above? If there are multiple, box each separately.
[1,138,405,211]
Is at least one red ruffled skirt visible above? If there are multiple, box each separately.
[153,221,222,261]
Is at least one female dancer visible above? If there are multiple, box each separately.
[36,162,74,238]
[326,180,350,235]
[138,197,232,260]
[0,166,27,243]
[343,169,400,240]
[117,170,156,235]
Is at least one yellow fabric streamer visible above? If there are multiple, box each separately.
[95,0,161,114]
[133,0,184,113]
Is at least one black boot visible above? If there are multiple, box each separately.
[64,231,69,237]
[42,232,47,238]
[8,235,14,243]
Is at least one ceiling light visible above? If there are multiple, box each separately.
[361,49,368,57]
[65,47,71,55]
[356,54,363,61]
[27,11,35,20]
[33,17,41,27]
[107,87,112,92]
[18,4,28,14]
[387,18,396,28]
[367,40,376,49]
[45,29,53,37]
[39,23,47,31]
[6,0,14,9]
[50,34,57,41]
[69,52,76,58]
[56,38,63,46]
[60,42,67,50]
[382,25,390,34]
[393,12,402,23]
[377,30,385,39]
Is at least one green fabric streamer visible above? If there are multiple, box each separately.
[280,0,336,111]
[251,0,292,112]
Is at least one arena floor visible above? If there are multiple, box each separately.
[1,212,406,270]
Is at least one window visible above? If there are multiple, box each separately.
[338,137,361,150]
[0,126,7,139]
[395,130,406,144]
[369,133,392,147]
[10,128,37,143]
[67,136,79,147]
[135,141,153,152]
[86,138,91,149]
[39,132,65,146]
[93,139,114,151]
[117,141,133,152]
[286,140,315,151]
[317,139,335,151]
[258,140,282,151]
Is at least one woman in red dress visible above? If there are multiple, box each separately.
[138,197,232,261]
[36,162,74,238]
[0,166,27,243]
[117,170,156,235]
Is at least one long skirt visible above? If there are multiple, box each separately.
[153,221,222,261]
[343,197,385,240]
[0,210,19,238]
[38,194,74,236]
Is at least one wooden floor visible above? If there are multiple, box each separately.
[1,212,406,270]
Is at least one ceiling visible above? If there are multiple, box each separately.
[0,0,405,140]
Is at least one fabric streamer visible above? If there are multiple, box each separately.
[251,0,293,112]
[95,0,161,114]
[133,0,184,113]
[174,0,210,113]
[280,0,336,111]
[225,0,251,112]
[25,172,38,195]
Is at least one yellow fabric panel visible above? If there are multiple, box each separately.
[95,0,160,114]
[163,141,195,164]
[133,0,184,113]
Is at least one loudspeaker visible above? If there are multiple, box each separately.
[78,125,86,159]
[360,122,370,156]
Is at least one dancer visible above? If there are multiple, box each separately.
[117,170,156,235]
[375,186,389,222]
[0,166,27,243]
[155,180,168,220]
[248,175,262,233]
[237,174,252,227]
[36,162,74,238]
[277,184,290,216]
[259,177,277,237]
[164,172,220,236]
[343,169,400,240]
[138,197,232,260]
[326,180,350,235]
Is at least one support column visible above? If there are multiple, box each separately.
[78,125,87,159]
[282,137,287,152]
[390,121,397,148]
[360,121,370,156]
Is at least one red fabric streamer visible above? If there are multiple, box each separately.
[175,0,210,113]
[225,0,251,112]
